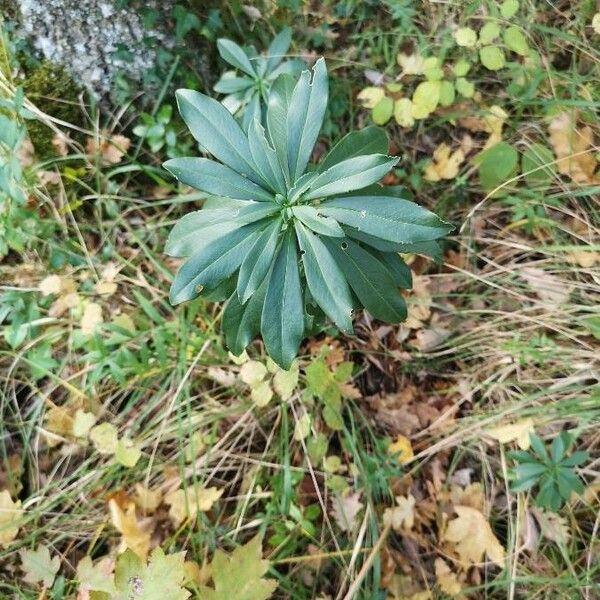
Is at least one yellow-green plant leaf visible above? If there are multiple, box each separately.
[357,87,385,109]
[251,380,274,407]
[72,409,97,438]
[272,363,299,400]
[439,80,456,107]
[371,96,394,125]
[294,413,312,441]
[522,143,555,191]
[411,81,441,119]
[240,360,267,387]
[454,27,478,47]
[89,423,118,455]
[116,438,142,468]
[423,56,443,81]
[479,22,501,45]
[455,77,475,98]
[503,26,529,55]
[199,535,277,600]
[393,98,414,128]
[479,46,506,70]
[453,59,471,77]
[500,0,519,18]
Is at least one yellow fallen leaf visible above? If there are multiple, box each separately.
[434,558,462,596]
[115,438,142,468]
[94,281,117,296]
[424,143,465,182]
[443,505,505,567]
[81,302,103,335]
[164,486,223,526]
[89,423,118,455]
[72,409,97,438]
[0,490,23,547]
[411,80,441,119]
[566,250,600,268]
[383,494,416,531]
[548,112,599,184]
[108,499,151,559]
[485,418,534,450]
[357,87,386,109]
[134,484,162,513]
[388,435,414,465]
[44,405,74,439]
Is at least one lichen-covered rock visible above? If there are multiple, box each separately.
[15,0,173,98]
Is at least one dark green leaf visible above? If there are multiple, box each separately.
[223,278,268,356]
[170,221,266,304]
[216,39,256,76]
[165,203,278,257]
[323,238,407,323]
[304,154,398,200]
[261,231,305,369]
[370,250,412,288]
[561,451,589,467]
[237,218,282,302]
[163,157,273,202]
[320,196,453,243]
[286,58,328,181]
[319,126,389,172]
[295,221,354,332]
[175,89,262,183]
[291,205,344,237]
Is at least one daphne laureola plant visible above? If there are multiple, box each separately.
[164,39,453,369]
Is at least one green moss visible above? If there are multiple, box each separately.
[20,61,82,158]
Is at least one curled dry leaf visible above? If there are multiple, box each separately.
[164,486,224,526]
[443,505,505,567]
[108,499,152,559]
[86,131,131,165]
[485,418,535,450]
[434,558,462,596]
[548,112,599,184]
[424,143,466,182]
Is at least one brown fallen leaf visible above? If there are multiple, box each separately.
[86,131,131,165]
[548,112,599,184]
[485,418,535,450]
[164,486,223,526]
[383,494,416,531]
[434,558,462,597]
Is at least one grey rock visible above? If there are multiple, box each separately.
[14,0,174,98]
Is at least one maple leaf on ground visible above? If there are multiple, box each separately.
[164,486,223,526]
[485,418,535,450]
[0,489,23,546]
[76,556,117,596]
[19,544,60,587]
[199,535,277,600]
[442,505,505,567]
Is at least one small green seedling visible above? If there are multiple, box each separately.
[163,59,452,368]
[510,432,588,512]
[214,28,304,131]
